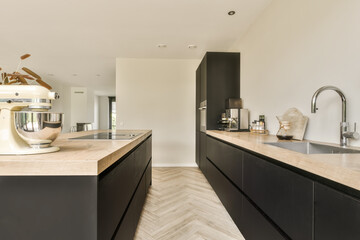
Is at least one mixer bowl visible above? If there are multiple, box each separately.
[14,111,64,148]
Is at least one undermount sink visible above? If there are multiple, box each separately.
[264,142,360,154]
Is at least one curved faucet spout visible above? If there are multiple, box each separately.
[311,85,346,122]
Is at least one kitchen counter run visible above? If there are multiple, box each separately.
[207,130,360,192]
[0,130,151,176]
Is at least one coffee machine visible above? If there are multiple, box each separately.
[225,98,249,132]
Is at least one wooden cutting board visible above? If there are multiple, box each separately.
[277,108,308,140]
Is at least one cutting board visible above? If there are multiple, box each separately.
[277,108,308,140]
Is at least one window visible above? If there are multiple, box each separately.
[109,97,116,130]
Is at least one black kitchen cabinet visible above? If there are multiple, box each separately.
[199,132,207,174]
[207,136,243,189]
[196,66,201,166]
[202,135,360,240]
[315,183,360,240]
[114,163,149,240]
[0,136,152,240]
[200,56,207,102]
[241,196,286,240]
[198,52,240,130]
[195,52,240,169]
[206,158,242,229]
[98,152,136,240]
[243,152,313,240]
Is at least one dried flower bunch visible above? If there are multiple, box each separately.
[0,54,52,90]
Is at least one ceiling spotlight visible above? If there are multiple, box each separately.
[188,45,197,49]
[157,44,167,48]
[228,11,236,16]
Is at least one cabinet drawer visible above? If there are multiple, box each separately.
[242,196,286,240]
[315,183,360,240]
[98,152,135,240]
[207,136,243,189]
[206,158,242,229]
[134,140,147,183]
[114,170,147,240]
[243,152,313,240]
[200,132,207,174]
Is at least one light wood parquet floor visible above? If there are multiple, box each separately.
[134,167,245,240]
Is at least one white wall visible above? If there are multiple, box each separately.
[93,96,99,130]
[99,96,109,130]
[70,87,88,127]
[116,58,199,166]
[230,0,360,146]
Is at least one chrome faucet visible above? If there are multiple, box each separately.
[311,85,359,147]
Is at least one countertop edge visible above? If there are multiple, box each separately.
[206,130,360,192]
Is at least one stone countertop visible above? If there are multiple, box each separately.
[207,130,360,192]
[0,130,151,176]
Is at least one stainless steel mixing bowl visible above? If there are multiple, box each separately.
[14,111,64,148]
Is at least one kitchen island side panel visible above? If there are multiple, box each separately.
[0,176,98,240]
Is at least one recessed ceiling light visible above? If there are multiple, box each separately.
[157,44,167,48]
[228,11,236,16]
[188,45,197,49]
[47,73,54,76]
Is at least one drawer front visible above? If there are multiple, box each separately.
[242,196,286,240]
[98,152,135,240]
[114,169,147,240]
[145,136,152,163]
[206,158,242,229]
[243,152,313,240]
[134,139,148,184]
[315,183,360,240]
[200,132,207,174]
[207,136,243,188]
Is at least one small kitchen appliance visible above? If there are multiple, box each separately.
[225,98,249,132]
[0,85,63,155]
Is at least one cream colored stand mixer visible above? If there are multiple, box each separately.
[0,85,64,155]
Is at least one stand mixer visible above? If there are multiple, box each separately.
[0,85,63,155]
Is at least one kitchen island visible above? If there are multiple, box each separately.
[200,130,360,240]
[0,130,152,240]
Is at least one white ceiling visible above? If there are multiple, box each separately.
[0,0,271,95]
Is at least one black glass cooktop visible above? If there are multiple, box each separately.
[69,132,140,140]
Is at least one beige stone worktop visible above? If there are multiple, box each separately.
[0,130,151,176]
[207,130,360,192]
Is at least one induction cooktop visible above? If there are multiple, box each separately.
[69,132,141,140]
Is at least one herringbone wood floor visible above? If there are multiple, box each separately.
[134,167,245,240]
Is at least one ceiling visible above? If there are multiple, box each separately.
[0,0,271,95]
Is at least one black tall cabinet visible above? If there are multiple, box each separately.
[195,52,240,168]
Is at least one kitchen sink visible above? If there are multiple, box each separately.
[264,142,360,154]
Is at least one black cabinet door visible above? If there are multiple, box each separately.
[145,137,152,163]
[205,158,242,229]
[206,136,243,189]
[200,57,207,102]
[98,153,135,240]
[242,196,286,240]
[315,183,360,240]
[145,159,152,193]
[196,65,201,167]
[199,132,207,174]
[206,52,240,130]
[114,171,147,240]
[196,131,200,167]
[134,140,147,183]
[243,153,313,240]
[196,66,201,132]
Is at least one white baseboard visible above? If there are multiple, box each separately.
[152,163,198,167]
